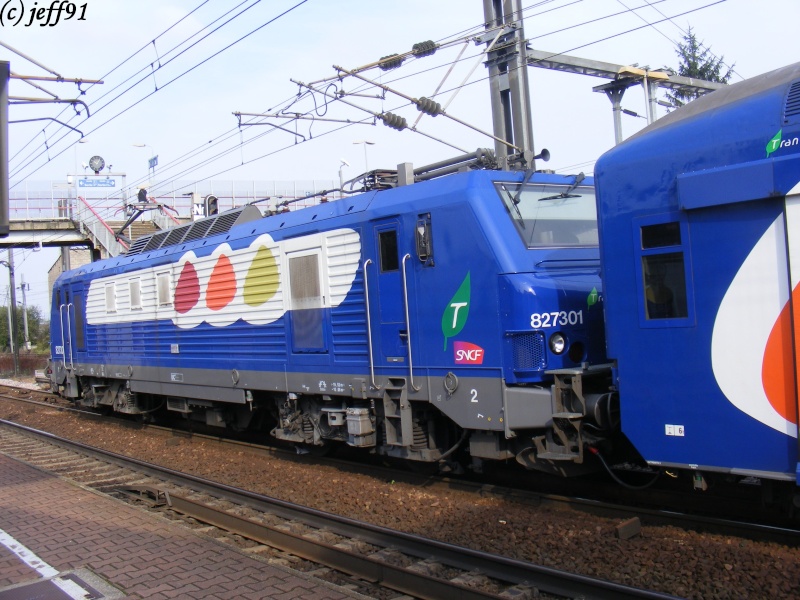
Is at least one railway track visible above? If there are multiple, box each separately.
[0,386,800,546]
[0,419,677,600]
[2,383,799,546]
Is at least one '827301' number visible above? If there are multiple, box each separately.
[530,310,583,329]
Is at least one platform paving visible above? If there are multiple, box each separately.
[0,453,365,599]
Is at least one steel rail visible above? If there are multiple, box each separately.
[0,419,677,600]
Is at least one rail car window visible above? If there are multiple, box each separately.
[379,230,399,272]
[104,283,116,313]
[129,279,142,310]
[157,272,172,307]
[638,221,689,321]
[495,182,598,248]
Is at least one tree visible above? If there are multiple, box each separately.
[665,27,734,108]
[0,305,49,352]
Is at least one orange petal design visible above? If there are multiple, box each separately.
[206,254,237,311]
[762,285,799,425]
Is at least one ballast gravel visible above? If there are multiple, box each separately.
[0,379,798,599]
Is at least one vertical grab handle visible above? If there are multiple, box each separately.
[401,254,421,392]
[362,259,381,390]
[58,304,67,368]
[66,303,74,370]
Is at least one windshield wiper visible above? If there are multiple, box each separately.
[500,184,525,225]
[538,172,585,201]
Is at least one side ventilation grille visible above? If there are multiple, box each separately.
[124,205,263,256]
[785,80,800,124]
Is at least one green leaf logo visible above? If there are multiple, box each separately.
[442,272,470,350]
[587,287,599,308]
[766,130,782,157]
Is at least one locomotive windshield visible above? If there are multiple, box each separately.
[496,180,598,248]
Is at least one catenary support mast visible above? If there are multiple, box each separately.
[483,0,535,169]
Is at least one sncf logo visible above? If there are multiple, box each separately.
[454,341,484,365]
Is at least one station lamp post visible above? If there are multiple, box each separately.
[132,143,157,179]
[352,140,374,172]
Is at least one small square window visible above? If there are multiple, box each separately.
[642,253,688,320]
[129,279,142,310]
[642,222,681,249]
[157,272,172,306]
[105,283,116,313]
[379,230,399,272]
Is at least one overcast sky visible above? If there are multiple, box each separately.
[2,0,798,314]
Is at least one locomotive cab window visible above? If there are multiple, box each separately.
[635,218,693,325]
[379,230,399,272]
[495,181,599,248]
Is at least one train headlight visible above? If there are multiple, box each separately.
[549,332,566,354]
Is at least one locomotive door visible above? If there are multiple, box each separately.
[56,287,73,369]
[370,221,408,364]
[57,284,85,370]
[364,218,422,390]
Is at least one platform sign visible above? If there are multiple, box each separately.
[79,178,116,187]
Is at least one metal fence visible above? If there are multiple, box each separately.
[8,179,342,222]
[8,179,342,258]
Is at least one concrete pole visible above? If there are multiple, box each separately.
[3,250,18,375]
[20,272,29,351]
[0,61,9,237]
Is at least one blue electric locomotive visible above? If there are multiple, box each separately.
[49,58,800,493]
[49,165,609,475]
[595,61,800,488]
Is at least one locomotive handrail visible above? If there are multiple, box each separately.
[362,259,381,390]
[58,304,67,368]
[57,303,74,369]
[66,303,74,370]
[401,254,421,392]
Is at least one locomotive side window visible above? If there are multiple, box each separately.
[129,279,142,310]
[379,230,399,272]
[104,283,117,313]
[157,272,172,307]
[639,221,689,320]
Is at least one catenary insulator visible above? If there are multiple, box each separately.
[411,40,437,57]
[382,112,408,130]
[416,97,442,116]
[378,54,404,71]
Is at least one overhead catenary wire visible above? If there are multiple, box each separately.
[9,0,303,182]
[9,0,729,200]
[14,0,664,185]
[7,0,216,165]
[100,0,728,198]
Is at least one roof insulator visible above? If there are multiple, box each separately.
[382,112,408,130]
[416,97,442,116]
[378,54,404,71]
[411,40,437,57]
